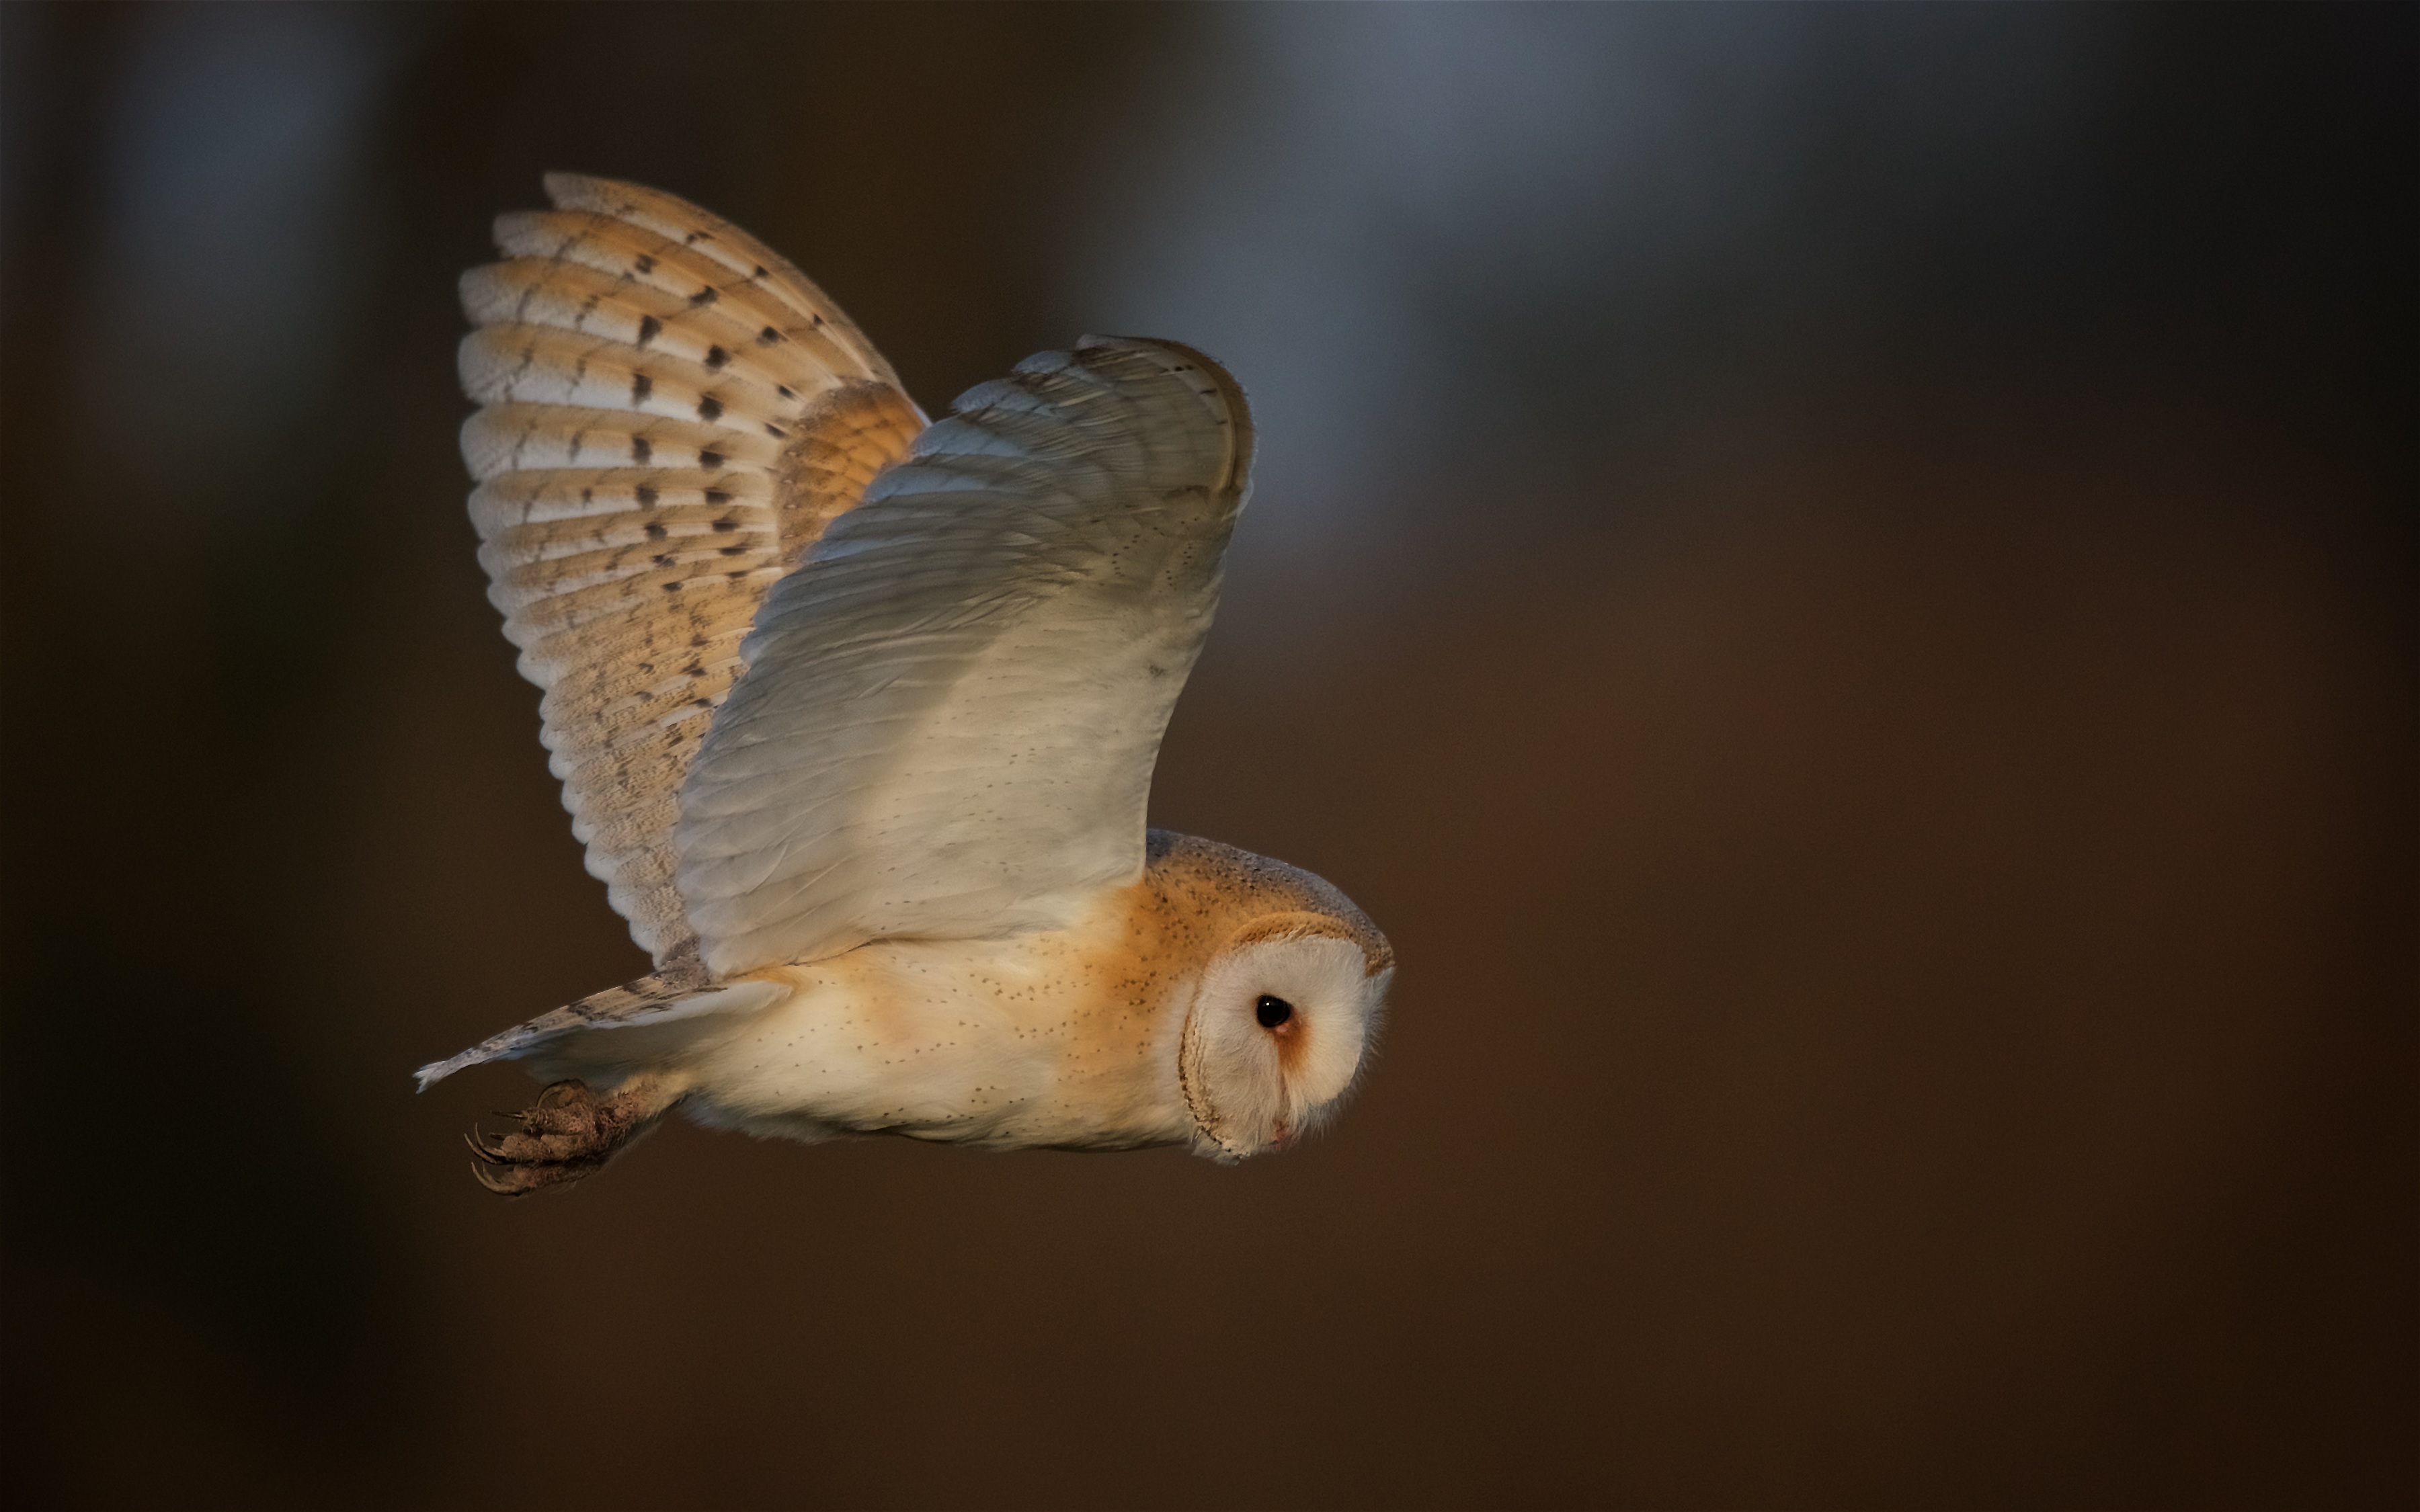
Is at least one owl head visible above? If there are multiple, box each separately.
[1178,912,1394,1161]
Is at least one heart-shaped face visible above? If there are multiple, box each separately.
[1178,914,1394,1161]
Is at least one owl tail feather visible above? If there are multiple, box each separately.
[413,968,787,1091]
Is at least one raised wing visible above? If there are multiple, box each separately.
[459,174,925,967]
[676,338,1254,977]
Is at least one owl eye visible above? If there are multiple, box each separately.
[1254,994,1294,1030]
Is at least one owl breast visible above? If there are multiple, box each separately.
[677,883,1203,1150]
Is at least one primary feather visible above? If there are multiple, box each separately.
[458,174,924,966]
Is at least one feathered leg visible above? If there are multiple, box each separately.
[464,1077,678,1197]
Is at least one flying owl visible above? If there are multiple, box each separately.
[416,175,1394,1194]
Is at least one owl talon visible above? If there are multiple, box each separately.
[456,1078,675,1196]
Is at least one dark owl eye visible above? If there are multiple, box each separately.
[1255,994,1294,1029]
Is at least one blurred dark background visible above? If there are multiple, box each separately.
[1,4,2411,1507]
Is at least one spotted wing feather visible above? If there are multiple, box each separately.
[460,173,926,967]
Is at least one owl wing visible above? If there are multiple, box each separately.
[674,337,1254,978]
[460,173,926,968]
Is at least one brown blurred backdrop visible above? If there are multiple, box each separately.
[1,5,2412,1508]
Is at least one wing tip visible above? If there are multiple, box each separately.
[1074,335,1255,491]
[541,169,615,210]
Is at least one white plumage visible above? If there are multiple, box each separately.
[421,176,1391,1193]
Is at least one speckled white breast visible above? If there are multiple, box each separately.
[672,908,1200,1151]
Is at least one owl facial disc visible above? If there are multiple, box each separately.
[1178,917,1389,1161]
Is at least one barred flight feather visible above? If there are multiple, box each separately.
[487,209,884,388]
[460,173,926,967]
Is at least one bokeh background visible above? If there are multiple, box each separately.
[2,4,2411,1507]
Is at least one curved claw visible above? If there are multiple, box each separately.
[470,1160,527,1196]
[456,1076,657,1198]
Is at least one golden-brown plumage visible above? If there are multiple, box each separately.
[460,174,923,967]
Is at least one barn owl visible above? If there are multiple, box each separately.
[417,175,1393,1193]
